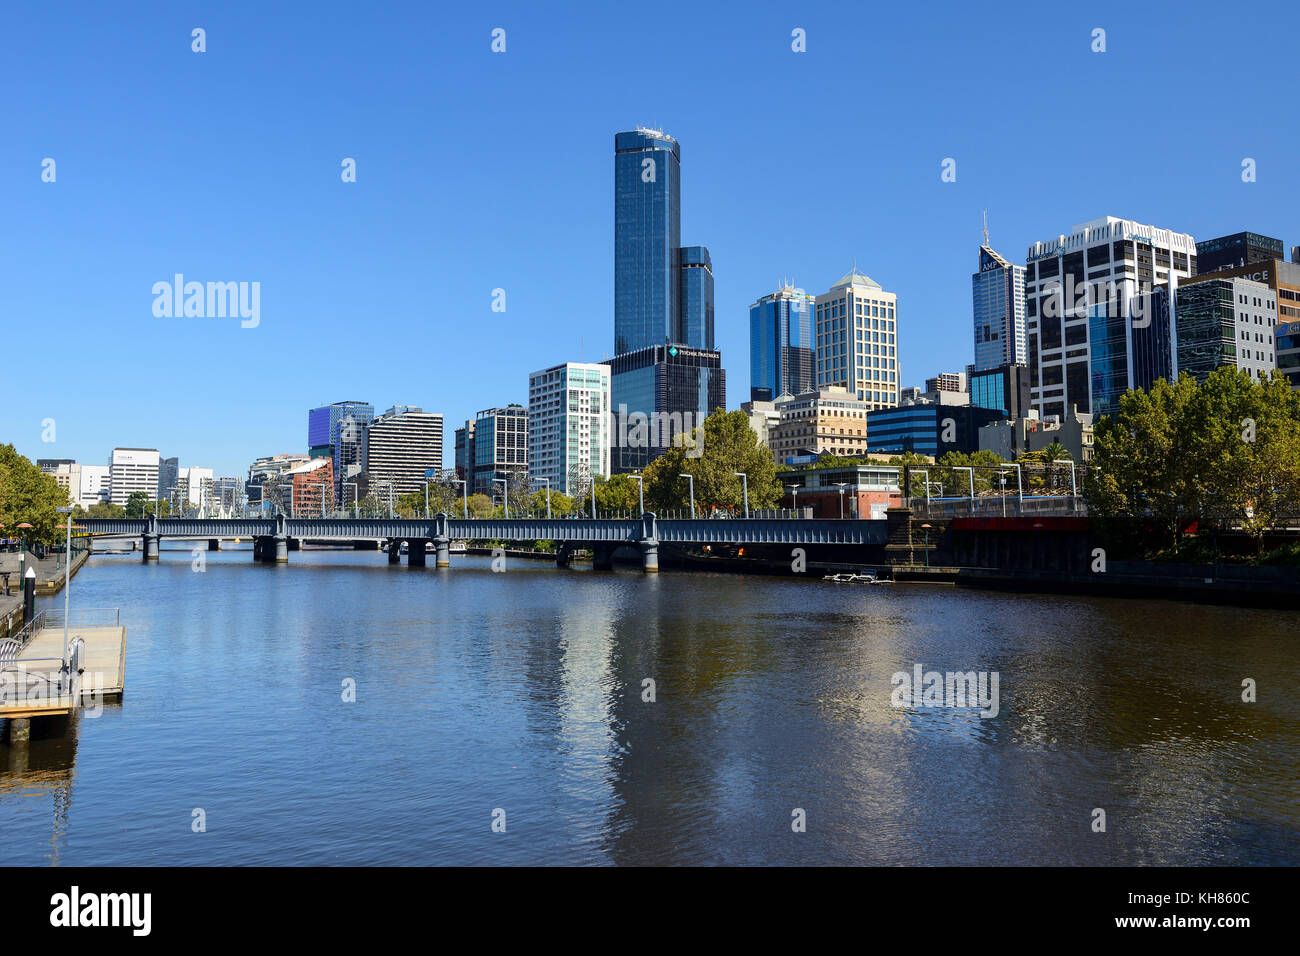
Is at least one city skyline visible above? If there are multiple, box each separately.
[6,2,1297,478]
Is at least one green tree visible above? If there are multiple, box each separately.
[530,489,573,517]
[595,474,641,513]
[0,444,72,542]
[643,409,780,513]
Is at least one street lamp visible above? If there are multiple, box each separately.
[537,477,551,518]
[56,506,72,669]
[733,472,749,519]
[834,482,848,519]
[786,484,800,517]
[451,478,467,518]
[492,478,508,519]
[630,474,644,515]
[920,523,932,567]
[679,474,695,519]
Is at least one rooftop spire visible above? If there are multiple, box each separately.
[983,210,989,247]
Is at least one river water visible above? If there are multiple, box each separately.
[2,546,1297,865]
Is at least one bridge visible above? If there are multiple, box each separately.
[76,513,886,572]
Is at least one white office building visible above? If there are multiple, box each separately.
[108,448,161,506]
[528,362,611,496]
[365,406,444,497]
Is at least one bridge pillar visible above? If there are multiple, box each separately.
[555,543,572,568]
[143,534,159,562]
[592,545,614,571]
[639,538,660,574]
[274,536,288,563]
[387,541,401,564]
[208,538,221,551]
[6,717,31,743]
[408,539,427,567]
[433,536,451,568]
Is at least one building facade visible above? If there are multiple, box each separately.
[815,269,899,409]
[969,363,1033,419]
[308,401,374,504]
[678,245,715,351]
[108,448,161,506]
[866,404,1002,457]
[614,128,682,355]
[1025,216,1197,420]
[1195,232,1284,275]
[972,242,1027,371]
[473,406,528,496]
[1173,276,1277,383]
[605,344,726,473]
[454,421,476,485]
[777,463,903,520]
[365,407,444,498]
[749,283,815,402]
[768,388,873,464]
[528,362,611,496]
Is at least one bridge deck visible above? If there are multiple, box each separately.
[1,626,126,718]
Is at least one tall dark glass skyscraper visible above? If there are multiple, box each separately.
[611,128,725,469]
[615,129,682,354]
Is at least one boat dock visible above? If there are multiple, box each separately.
[0,608,126,738]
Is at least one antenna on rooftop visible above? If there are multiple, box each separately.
[983,210,989,247]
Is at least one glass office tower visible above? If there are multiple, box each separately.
[614,128,682,355]
[307,401,374,504]
[972,244,1027,371]
[678,245,714,350]
[750,283,815,401]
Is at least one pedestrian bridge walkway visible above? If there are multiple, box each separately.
[0,609,125,725]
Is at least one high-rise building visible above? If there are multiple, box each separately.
[972,235,1027,371]
[925,372,968,394]
[1195,232,1285,275]
[364,407,444,498]
[42,462,78,504]
[286,458,333,517]
[473,406,528,496]
[1171,275,1277,383]
[1025,216,1197,420]
[308,401,374,504]
[750,282,815,402]
[969,363,1033,419]
[454,421,476,484]
[246,454,309,507]
[614,128,682,355]
[866,404,1003,457]
[605,344,726,473]
[528,363,611,496]
[108,448,161,506]
[678,245,715,350]
[815,268,899,409]
[78,465,110,508]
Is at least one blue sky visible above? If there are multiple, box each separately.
[4,0,1297,477]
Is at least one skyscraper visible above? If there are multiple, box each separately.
[750,282,815,402]
[614,128,682,355]
[1195,231,1284,275]
[972,228,1027,371]
[611,127,726,468]
[528,362,611,495]
[308,400,374,504]
[365,406,444,497]
[473,406,528,496]
[1024,216,1196,420]
[814,268,899,410]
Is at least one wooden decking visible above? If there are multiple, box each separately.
[1,625,126,719]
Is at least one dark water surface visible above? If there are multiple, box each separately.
[2,547,1297,865]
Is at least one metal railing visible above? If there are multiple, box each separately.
[909,495,1086,518]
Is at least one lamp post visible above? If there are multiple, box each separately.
[786,484,799,517]
[537,477,551,519]
[451,478,466,518]
[920,522,932,568]
[492,478,508,519]
[630,475,644,515]
[996,470,1008,518]
[733,472,749,519]
[56,506,72,668]
[679,474,695,519]
[1053,458,1077,512]
[834,482,848,519]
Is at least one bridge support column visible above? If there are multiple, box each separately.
[592,545,614,571]
[555,543,572,568]
[433,536,451,568]
[408,539,427,567]
[208,538,221,551]
[274,536,288,563]
[639,538,659,574]
[6,717,31,743]
[387,541,401,564]
[143,534,159,562]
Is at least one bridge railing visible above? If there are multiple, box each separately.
[910,495,1086,518]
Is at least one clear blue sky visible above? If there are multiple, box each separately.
[4,0,1297,477]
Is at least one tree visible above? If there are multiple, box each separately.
[594,474,640,513]
[530,489,573,517]
[466,493,493,519]
[0,444,71,542]
[123,491,151,518]
[643,409,780,513]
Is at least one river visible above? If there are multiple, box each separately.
[2,546,1297,865]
